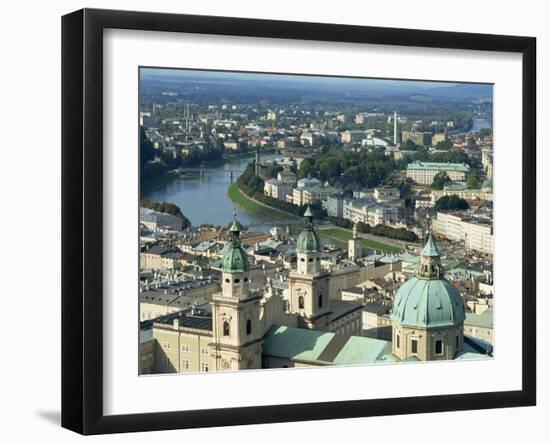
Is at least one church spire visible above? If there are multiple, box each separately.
[418,234,443,279]
[222,210,248,273]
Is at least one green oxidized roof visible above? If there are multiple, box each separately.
[391,234,465,328]
[222,217,249,273]
[262,325,393,365]
[420,234,441,257]
[222,245,249,273]
[296,230,321,254]
[296,206,320,254]
[391,277,465,328]
[229,220,241,232]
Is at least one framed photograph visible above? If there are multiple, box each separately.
[62,8,536,435]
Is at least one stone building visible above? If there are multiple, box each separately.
[142,213,488,374]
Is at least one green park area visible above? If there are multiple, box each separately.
[318,227,403,254]
[227,183,298,222]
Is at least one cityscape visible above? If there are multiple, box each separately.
[138,68,494,374]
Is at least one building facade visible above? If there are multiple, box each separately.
[406,161,470,185]
[432,212,494,255]
[401,130,433,146]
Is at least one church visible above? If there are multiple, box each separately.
[140,208,491,374]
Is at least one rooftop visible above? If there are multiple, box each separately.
[153,309,213,331]
[407,161,470,172]
[465,309,493,329]
[262,325,393,366]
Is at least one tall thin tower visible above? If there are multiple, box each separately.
[393,111,398,146]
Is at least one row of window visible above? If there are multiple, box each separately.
[297,294,323,309]
[396,335,461,355]
[163,342,209,355]
[223,319,253,336]
[224,277,249,283]
[176,360,209,372]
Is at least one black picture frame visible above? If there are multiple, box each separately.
[61,8,537,435]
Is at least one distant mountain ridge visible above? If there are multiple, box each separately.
[140,69,492,103]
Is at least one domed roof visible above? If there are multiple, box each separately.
[296,205,320,254]
[297,229,321,253]
[391,277,465,328]
[391,234,465,328]
[222,244,249,273]
[221,214,249,273]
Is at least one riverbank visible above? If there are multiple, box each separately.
[227,183,299,222]
[141,170,180,196]
[317,227,404,254]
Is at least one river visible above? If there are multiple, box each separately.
[469,117,491,134]
[143,153,280,227]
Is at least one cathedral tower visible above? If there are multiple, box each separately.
[288,206,331,330]
[209,214,263,371]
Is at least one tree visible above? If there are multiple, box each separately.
[435,139,452,150]
[140,199,191,228]
[466,169,482,189]
[296,158,316,179]
[432,171,451,190]
[401,139,418,151]
[479,128,493,138]
[435,195,470,211]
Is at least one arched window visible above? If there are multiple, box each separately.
[223,320,230,336]
[246,319,252,335]
[318,294,323,308]
[298,296,304,309]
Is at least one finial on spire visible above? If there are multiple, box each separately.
[229,209,241,236]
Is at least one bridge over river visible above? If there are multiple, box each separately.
[144,153,279,228]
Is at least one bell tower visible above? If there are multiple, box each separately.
[288,206,330,330]
[348,223,362,261]
[295,206,321,275]
[209,212,263,371]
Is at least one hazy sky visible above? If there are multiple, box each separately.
[140,67,490,90]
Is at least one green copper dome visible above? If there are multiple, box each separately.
[222,244,249,273]
[391,278,465,328]
[221,215,249,273]
[296,206,320,254]
[296,230,321,254]
[391,234,464,328]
